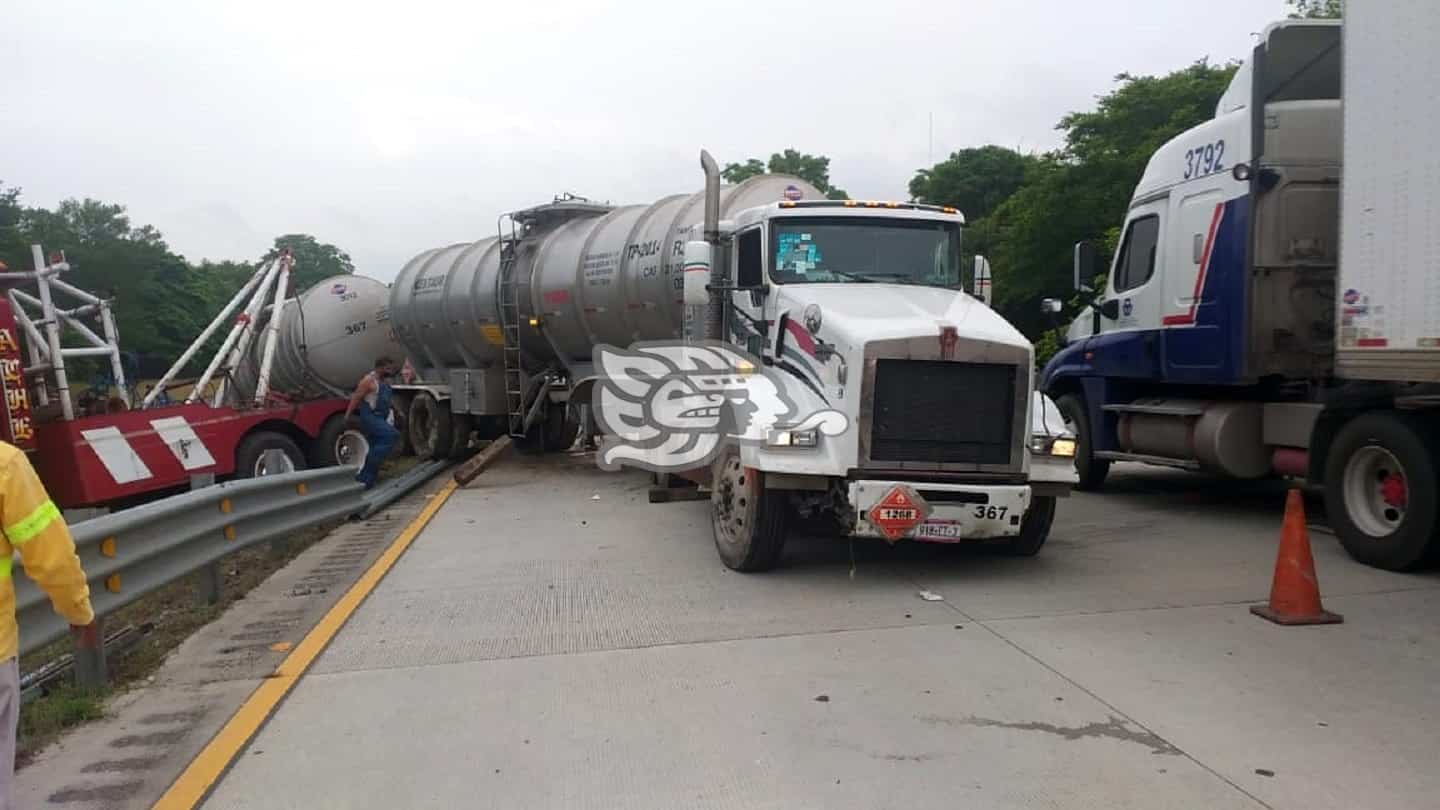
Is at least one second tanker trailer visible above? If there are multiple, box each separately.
[387,153,1078,570]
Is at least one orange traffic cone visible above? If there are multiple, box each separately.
[1251,489,1343,625]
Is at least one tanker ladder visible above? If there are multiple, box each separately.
[497,213,527,437]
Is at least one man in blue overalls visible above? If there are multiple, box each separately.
[345,356,400,489]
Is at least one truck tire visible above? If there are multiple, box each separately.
[447,413,474,459]
[407,392,452,460]
[1324,411,1440,571]
[543,403,581,452]
[310,414,370,468]
[995,496,1056,556]
[1057,393,1110,490]
[390,393,415,456]
[711,450,788,571]
[235,431,306,479]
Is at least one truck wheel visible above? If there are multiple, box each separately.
[711,450,788,571]
[1057,393,1110,490]
[542,403,581,452]
[996,496,1056,556]
[391,393,415,456]
[1324,412,1440,571]
[513,412,547,455]
[235,431,306,479]
[447,414,474,459]
[310,414,370,468]
[407,392,452,460]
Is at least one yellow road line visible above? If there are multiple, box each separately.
[154,479,460,809]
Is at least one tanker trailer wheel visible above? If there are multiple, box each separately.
[407,392,453,460]
[994,496,1056,557]
[711,450,788,572]
[310,414,370,468]
[235,431,306,479]
[390,393,415,456]
[448,414,474,459]
[1324,412,1440,571]
[1057,393,1109,490]
[543,403,581,452]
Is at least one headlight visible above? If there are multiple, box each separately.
[1029,435,1077,457]
[767,427,819,448]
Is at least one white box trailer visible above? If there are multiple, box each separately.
[1336,0,1440,381]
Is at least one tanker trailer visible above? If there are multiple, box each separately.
[390,152,1078,572]
[389,176,817,458]
[232,274,402,402]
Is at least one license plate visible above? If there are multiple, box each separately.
[914,520,966,542]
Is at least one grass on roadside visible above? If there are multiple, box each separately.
[17,454,419,764]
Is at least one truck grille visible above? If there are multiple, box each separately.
[869,360,1016,465]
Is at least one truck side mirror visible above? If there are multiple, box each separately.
[1040,298,1064,315]
[1098,299,1121,320]
[1073,242,1098,292]
[973,255,992,305]
[682,241,712,307]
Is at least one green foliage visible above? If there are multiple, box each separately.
[265,233,354,293]
[909,146,1034,222]
[1287,0,1342,18]
[722,149,849,200]
[721,158,766,184]
[0,185,349,379]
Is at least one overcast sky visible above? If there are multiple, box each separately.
[4,0,1290,280]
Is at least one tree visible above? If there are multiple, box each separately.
[909,146,1035,222]
[1288,0,1342,18]
[721,149,849,200]
[721,158,766,184]
[264,234,354,293]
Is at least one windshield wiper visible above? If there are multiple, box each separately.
[825,270,876,283]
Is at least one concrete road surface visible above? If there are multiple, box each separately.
[196,456,1439,810]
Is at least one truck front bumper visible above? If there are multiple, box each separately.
[848,480,1033,543]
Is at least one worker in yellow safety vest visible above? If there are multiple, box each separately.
[0,441,94,805]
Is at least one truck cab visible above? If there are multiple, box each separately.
[675,165,1077,570]
[1040,14,1440,571]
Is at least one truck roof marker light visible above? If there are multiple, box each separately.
[779,201,796,208]
[942,207,958,214]
[885,202,899,208]
[843,200,859,207]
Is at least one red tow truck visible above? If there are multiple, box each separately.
[0,246,367,510]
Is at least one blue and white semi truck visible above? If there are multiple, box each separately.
[1040,6,1440,571]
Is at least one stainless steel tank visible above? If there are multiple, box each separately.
[234,274,402,399]
[389,175,823,375]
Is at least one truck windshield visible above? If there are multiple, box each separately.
[769,217,961,287]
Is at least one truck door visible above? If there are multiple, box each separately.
[1162,189,1228,378]
[728,226,773,358]
[1092,200,1166,378]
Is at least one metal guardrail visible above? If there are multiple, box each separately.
[358,459,450,519]
[15,466,364,661]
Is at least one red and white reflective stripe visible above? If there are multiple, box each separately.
[81,417,217,484]
[1163,203,1224,327]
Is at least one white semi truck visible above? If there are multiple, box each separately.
[389,160,1077,570]
[1040,6,1440,570]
